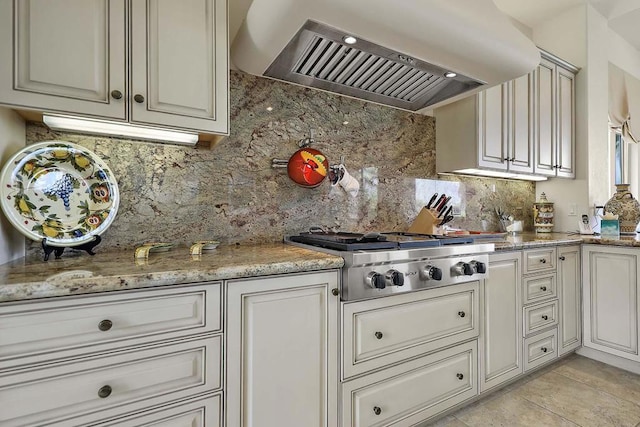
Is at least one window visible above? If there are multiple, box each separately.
[615,131,624,184]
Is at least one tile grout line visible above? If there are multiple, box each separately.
[553,368,640,410]
[450,415,472,427]
[517,393,585,427]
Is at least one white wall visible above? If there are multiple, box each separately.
[0,107,26,264]
[533,4,591,232]
[608,29,640,199]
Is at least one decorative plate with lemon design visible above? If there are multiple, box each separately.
[0,141,119,247]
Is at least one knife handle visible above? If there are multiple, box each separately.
[433,194,446,210]
[436,196,450,211]
[426,193,438,209]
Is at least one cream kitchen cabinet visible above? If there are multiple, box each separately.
[0,0,126,119]
[583,245,640,362]
[341,341,477,427]
[435,50,577,179]
[479,251,523,392]
[557,245,581,355]
[341,284,480,426]
[534,52,577,178]
[226,270,339,427]
[476,74,535,174]
[342,281,479,379]
[0,0,229,135]
[436,72,534,176]
[0,282,223,427]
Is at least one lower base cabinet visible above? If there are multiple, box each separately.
[480,251,523,392]
[524,328,558,372]
[341,341,477,427]
[583,245,640,361]
[558,245,581,355]
[226,271,339,427]
[96,394,222,427]
[0,337,220,427]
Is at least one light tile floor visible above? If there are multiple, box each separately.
[426,355,640,427]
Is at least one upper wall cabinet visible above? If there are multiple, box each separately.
[0,0,229,136]
[435,50,577,180]
[535,54,576,178]
[477,73,535,174]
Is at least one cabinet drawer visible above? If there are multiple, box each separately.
[343,282,479,379]
[523,273,556,305]
[0,283,221,369]
[342,341,477,427]
[0,335,221,427]
[96,393,221,427]
[524,299,558,336]
[524,329,557,372]
[523,248,556,275]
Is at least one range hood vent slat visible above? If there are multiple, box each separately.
[265,21,485,111]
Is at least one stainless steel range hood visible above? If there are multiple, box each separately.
[263,21,484,112]
[232,0,540,113]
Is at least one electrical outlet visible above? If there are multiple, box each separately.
[568,203,577,216]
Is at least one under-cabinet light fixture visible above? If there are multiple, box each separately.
[440,169,549,182]
[42,114,199,146]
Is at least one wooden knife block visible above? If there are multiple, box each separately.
[408,207,443,235]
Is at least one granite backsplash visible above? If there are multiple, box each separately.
[24,70,534,254]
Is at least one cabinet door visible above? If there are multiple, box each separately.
[226,271,339,427]
[0,0,126,119]
[342,282,479,379]
[558,245,581,355]
[535,59,556,176]
[480,251,523,392]
[478,83,508,171]
[130,0,228,134]
[556,67,575,178]
[341,342,477,427]
[583,246,640,361]
[509,72,534,173]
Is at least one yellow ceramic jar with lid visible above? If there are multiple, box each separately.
[533,193,554,233]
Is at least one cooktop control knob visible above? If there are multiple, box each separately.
[453,262,474,276]
[421,265,443,281]
[470,260,487,274]
[385,270,404,287]
[365,272,386,289]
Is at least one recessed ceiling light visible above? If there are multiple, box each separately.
[444,71,457,78]
[343,36,357,45]
[266,106,273,112]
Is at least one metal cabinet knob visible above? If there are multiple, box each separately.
[134,94,145,103]
[540,258,547,264]
[331,288,339,296]
[456,373,464,380]
[98,319,113,331]
[458,311,466,318]
[373,406,382,415]
[541,347,548,353]
[98,385,112,398]
[559,256,566,261]
[374,331,383,340]
[110,90,122,100]
[540,286,547,292]
[542,315,549,320]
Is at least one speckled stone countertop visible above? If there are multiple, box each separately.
[0,244,343,303]
[486,232,640,251]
